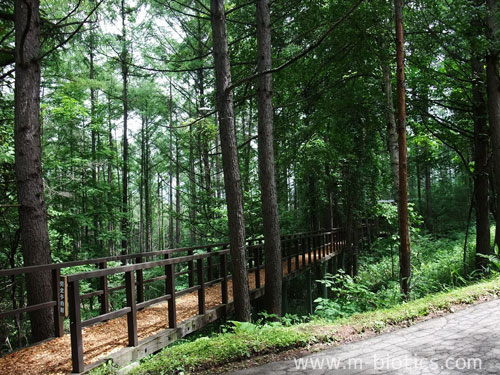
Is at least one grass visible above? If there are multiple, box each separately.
[90,275,500,375]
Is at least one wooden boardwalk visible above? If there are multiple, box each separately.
[0,227,368,374]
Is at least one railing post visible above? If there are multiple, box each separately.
[302,236,306,267]
[207,247,213,282]
[295,237,300,272]
[136,256,144,303]
[306,269,313,315]
[164,252,170,295]
[188,249,194,288]
[125,270,138,347]
[286,240,292,274]
[99,262,109,315]
[52,268,64,337]
[68,280,84,373]
[197,258,206,315]
[248,240,254,269]
[220,253,228,306]
[255,244,261,289]
[313,234,317,262]
[166,262,177,328]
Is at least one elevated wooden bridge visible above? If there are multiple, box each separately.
[0,224,375,374]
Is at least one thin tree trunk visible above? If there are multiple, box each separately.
[14,0,54,341]
[120,0,129,255]
[169,81,175,248]
[394,0,411,297]
[256,0,282,316]
[107,96,114,255]
[210,0,251,321]
[175,138,181,245]
[139,117,145,253]
[424,145,433,231]
[486,0,500,253]
[90,39,99,253]
[145,118,151,252]
[382,63,399,199]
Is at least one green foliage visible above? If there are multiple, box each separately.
[315,229,480,321]
[127,322,310,375]
[314,270,377,319]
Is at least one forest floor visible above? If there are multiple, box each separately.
[0,251,318,375]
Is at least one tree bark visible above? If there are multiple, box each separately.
[14,0,54,341]
[472,54,491,268]
[210,0,251,321]
[169,81,175,248]
[486,0,500,253]
[120,0,129,255]
[256,0,282,316]
[175,137,181,245]
[424,145,433,231]
[382,63,399,199]
[394,0,411,297]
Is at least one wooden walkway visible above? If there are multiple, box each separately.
[0,227,371,374]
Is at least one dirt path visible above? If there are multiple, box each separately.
[0,251,324,374]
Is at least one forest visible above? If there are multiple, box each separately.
[1,0,500,373]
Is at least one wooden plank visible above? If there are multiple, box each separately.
[0,301,57,319]
[81,307,131,328]
[135,294,171,311]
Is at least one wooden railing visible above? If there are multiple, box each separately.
[0,222,376,373]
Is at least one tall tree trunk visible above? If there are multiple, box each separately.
[189,120,197,244]
[210,0,251,321]
[139,117,145,253]
[175,138,181,245]
[107,96,114,255]
[90,39,99,253]
[486,0,500,253]
[472,53,491,268]
[120,0,129,255]
[14,0,54,341]
[256,0,282,316]
[394,0,411,297]
[382,63,399,199]
[424,145,433,231]
[169,81,175,248]
[144,119,151,252]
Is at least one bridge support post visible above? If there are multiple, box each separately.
[282,278,289,315]
[306,269,313,315]
[320,262,327,299]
